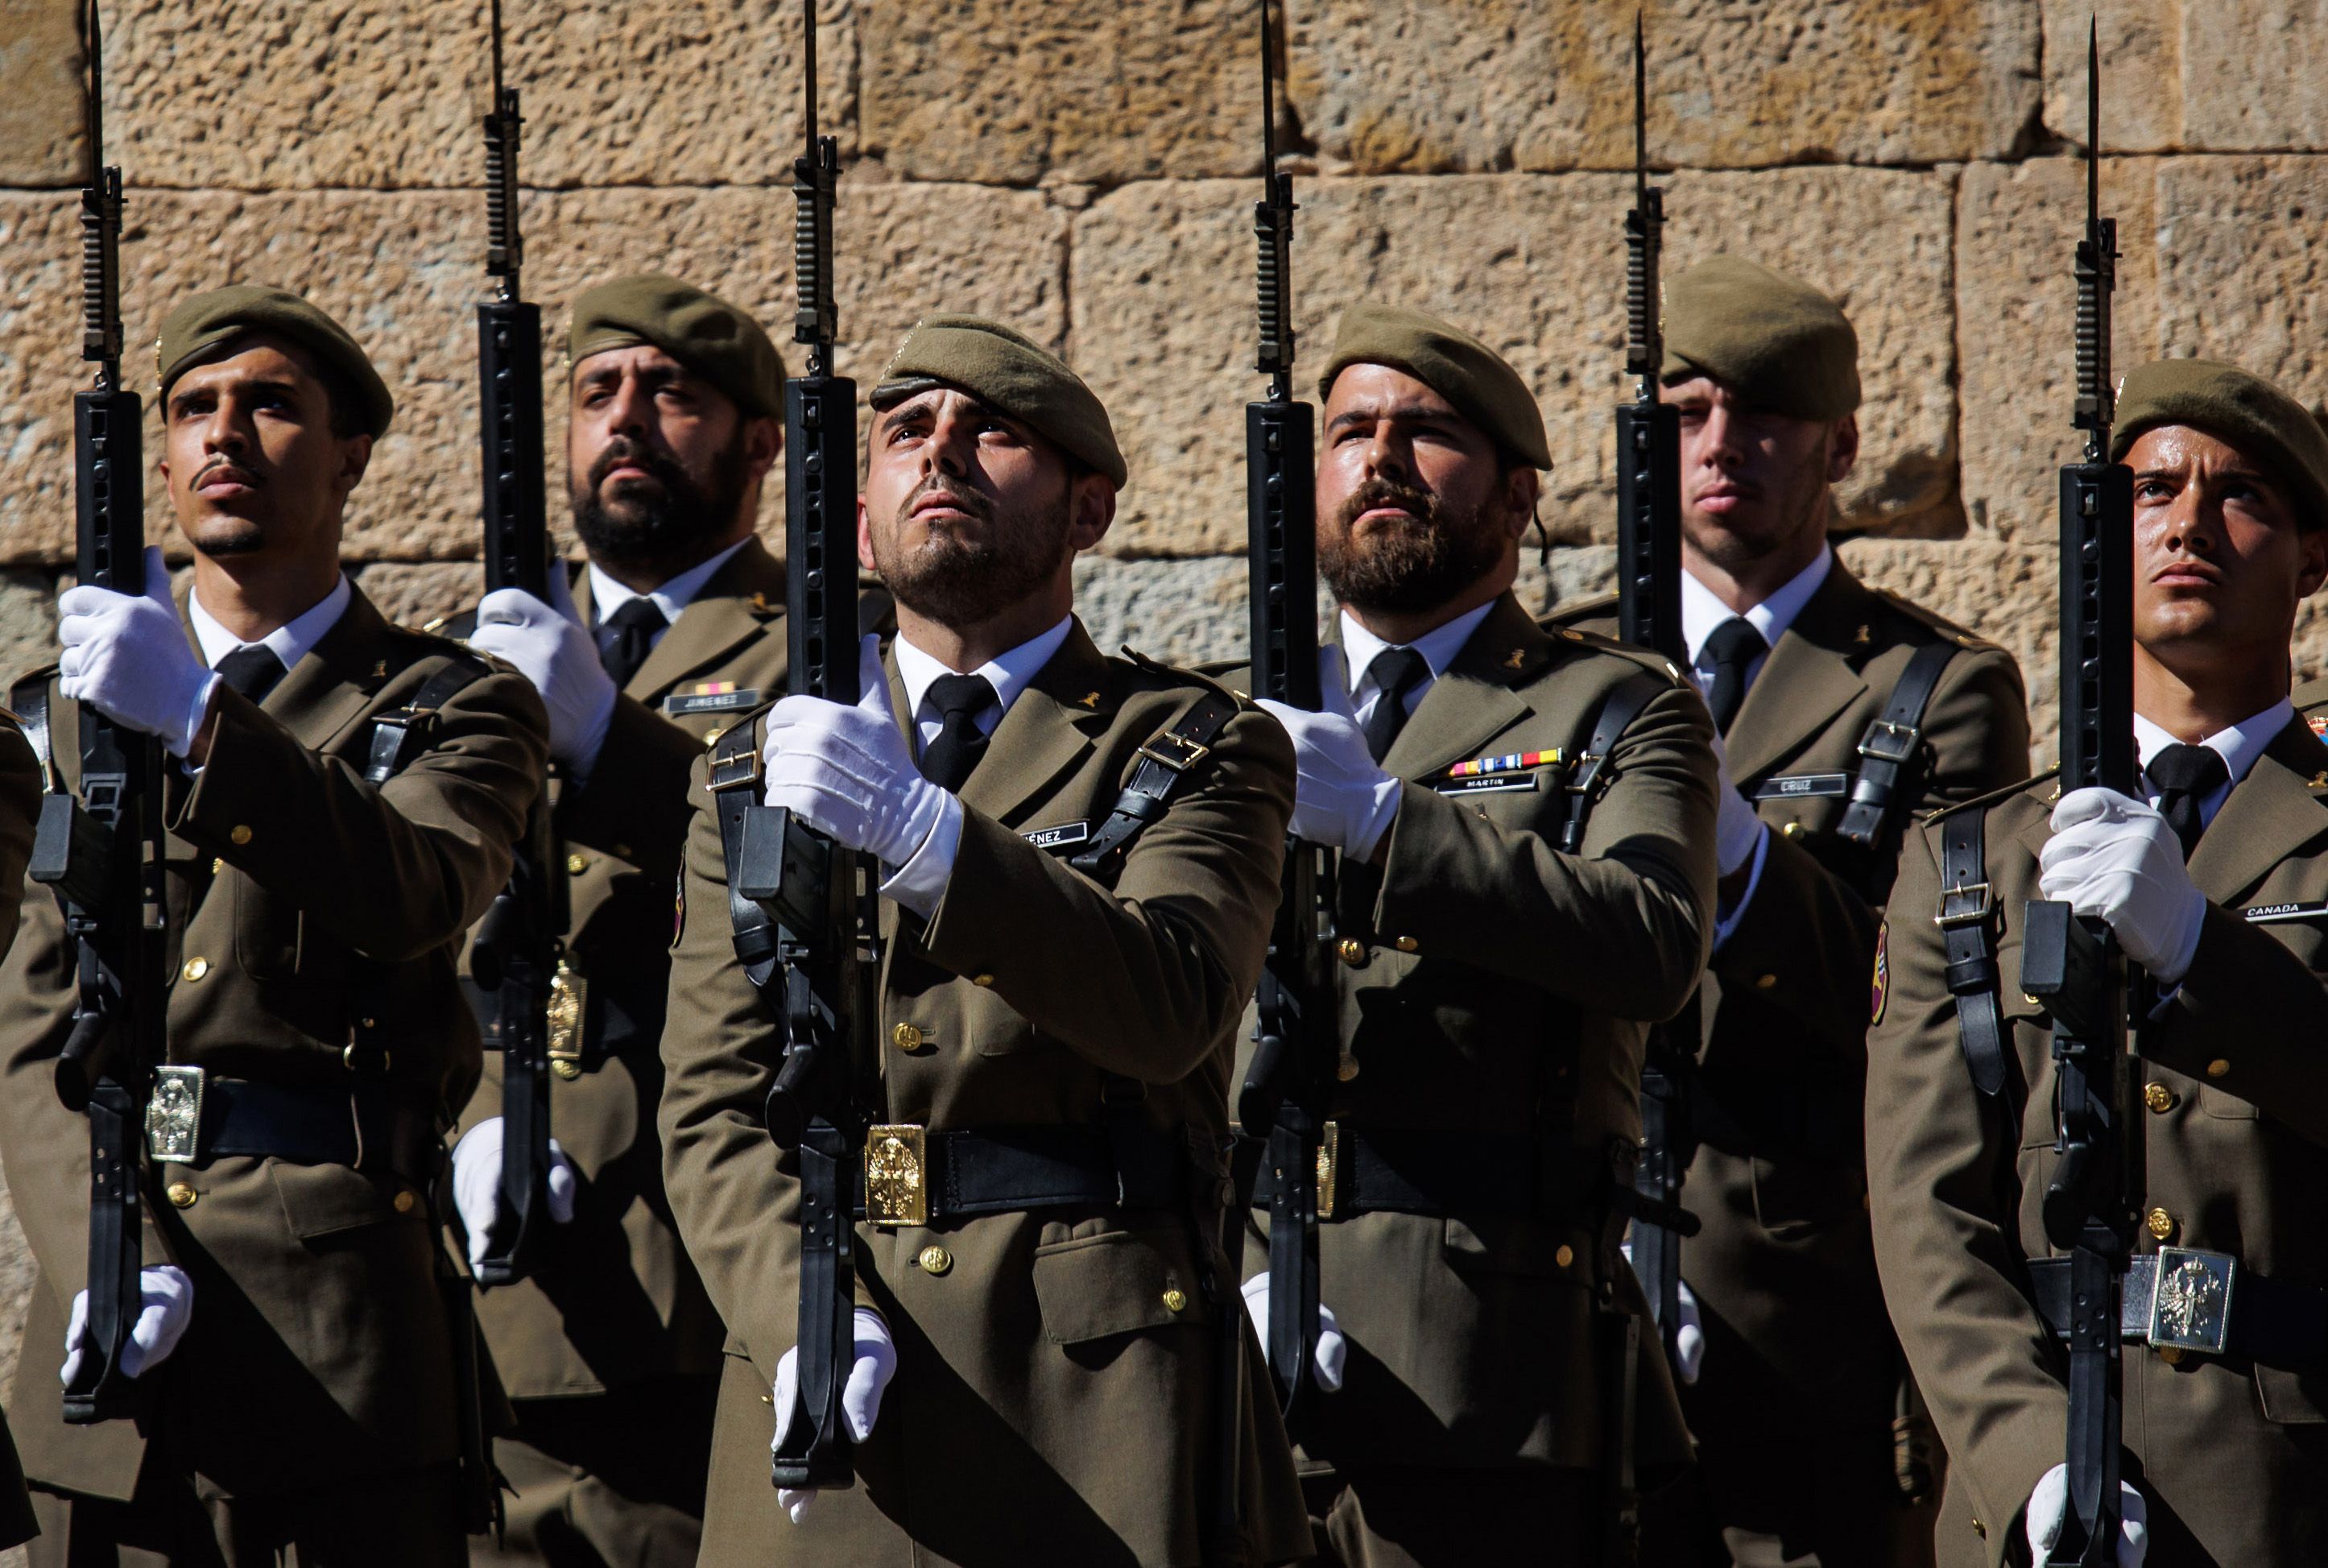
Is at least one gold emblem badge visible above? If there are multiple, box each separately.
[1504,647,1525,669]
[1079,691,1100,709]
[146,1065,206,1162]
[547,962,587,1080]
[2148,1248,2235,1353]
[864,1124,929,1227]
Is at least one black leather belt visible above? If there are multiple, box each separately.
[160,1073,442,1178]
[1247,1125,1590,1223]
[848,1124,1185,1223]
[2029,1252,2328,1368]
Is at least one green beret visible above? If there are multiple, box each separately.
[568,274,784,420]
[2111,358,2328,532]
[157,284,393,439]
[1660,256,1859,421]
[1317,304,1550,470]
[872,314,1126,489]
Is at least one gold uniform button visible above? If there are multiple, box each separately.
[2207,1058,2232,1078]
[1780,821,1802,840]
[971,974,994,988]
[891,1023,924,1050]
[918,1245,952,1276]
[165,1183,196,1210]
[1554,1244,1575,1269]
[1972,1518,1987,1541]
[1337,938,1367,967]
[2146,1207,2176,1241]
[1162,1288,1189,1314]
[1336,1059,1361,1082]
[1393,935,1419,954]
[393,1190,419,1215]
[182,958,210,983]
[1755,974,1778,990]
[566,853,589,875]
[229,825,252,846]
[552,1059,582,1081]
[705,728,724,747]
[2144,1082,2177,1114]
[2157,1344,2186,1366]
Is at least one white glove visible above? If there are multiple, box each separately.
[1622,1240,1705,1385]
[56,545,215,759]
[1709,733,1766,879]
[470,575,618,773]
[1255,647,1400,862]
[2024,1463,2148,1567]
[61,1264,194,1384]
[2039,788,2207,986]
[762,637,957,892]
[451,1117,579,1272]
[1238,1271,1347,1392]
[771,1307,897,1524]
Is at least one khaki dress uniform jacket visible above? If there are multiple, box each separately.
[1557,562,2028,1563]
[660,620,1314,1568]
[1222,591,1720,1559]
[1869,713,2328,1568]
[0,716,39,1549]
[0,585,546,1515]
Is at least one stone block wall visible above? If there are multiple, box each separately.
[0,4,2322,1532]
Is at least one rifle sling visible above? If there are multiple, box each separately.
[1837,640,1957,850]
[1558,671,1664,855]
[1069,692,1241,879]
[1937,805,2009,1098]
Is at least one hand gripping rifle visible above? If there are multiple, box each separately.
[1612,13,1698,1381]
[37,0,168,1427]
[2025,26,2139,1566]
[466,0,567,1292]
[734,0,874,1495]
[1233,0,1336,1430]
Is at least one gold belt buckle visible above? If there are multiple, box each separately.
[546,962,587,1081]
[864,1124,928,1227]
[1314,1120,1340,1221]
[146,1065,206,1163]
[2147,1247,2236,1355]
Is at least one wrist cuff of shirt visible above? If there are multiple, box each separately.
[1711,824,1772,953]
[173,671,221,761]
[1346,776,1403,864]
[879,791,963,921]
[564,681,619,780]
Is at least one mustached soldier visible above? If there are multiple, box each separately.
[1554,257,2030,1566]
[447,276,832,1566]
[1223,304,1718,1566]
[1872,361,2328,1566]
[660,316,1312,1565]
[0,286,547,1563]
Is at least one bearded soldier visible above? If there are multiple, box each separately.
[658,315,1312,1566]
[0,285,546,1563]
[1871,360,2328,1566]
[1554,257,2030,1566]
[448,275,822,1567]
[1223,303,1718,1566]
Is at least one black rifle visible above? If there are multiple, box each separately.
[38,0,167,1428]
[746,0,872,1496]
[466,0,565,1291]
[1233,0,1334,1431]
[2026,26,2138,1566]
[1612,14,1696,1380]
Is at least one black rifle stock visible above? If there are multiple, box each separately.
[2027,27,2138,1566]
[1613,14,1693,1380]
[756,0,871,1494]
[1233,0,1334,1433]
[468,0,564,1291]
[43,0,167,1428]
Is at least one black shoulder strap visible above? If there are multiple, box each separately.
[1068,691,1239,879]
[8,673,61,792]
[363,656,493,785]
[1838,640,1958,850]
[1559,670,1664,854]
[1936,804,2007,1098]
[706,723,782,998]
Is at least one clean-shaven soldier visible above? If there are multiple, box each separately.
[449,275,813,1568]
[1554,258,2029,1567]
[660,315,1312,1566]
[0,285,546,1564]
[1223,304,1719,1566]
[1870,360,2328,1568]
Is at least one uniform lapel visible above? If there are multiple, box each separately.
[1722,561,1873,783]
[1379,593,1540,780]
[2188,718,2328,905]
[212,583,390,755]
[626,538,786,704]
[958,620,1115,825]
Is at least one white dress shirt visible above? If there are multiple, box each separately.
[585,537,750,657]
[2134,699,2293,831]
[1678,544,1834,710]
[1337,601,1498,726]
[188,573,352,674]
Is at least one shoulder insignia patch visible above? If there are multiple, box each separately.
[1870,920,1889,1027]
[2309,714,2326,737]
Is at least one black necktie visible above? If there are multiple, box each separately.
[599,598,668,689]
[2149,743,2230,862]
[1702,618,1768,735]
[1360,647,1433,765]
[918,673,998,791]
[214,644,287,706]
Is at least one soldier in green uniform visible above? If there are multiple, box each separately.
[1552,258,2030,1566]
[1222,304,1719,1566]
[0,713,39,1552]
[658,315,1313,1566]
[1870,359,2328,1567]
[0,285,548,1563]
[447,275,806,1568]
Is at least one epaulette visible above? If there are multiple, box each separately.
[1915,763,2061,825]
[1541,622,1690,689]
[1119,645,1243,703]
[1865,586,2001,653]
